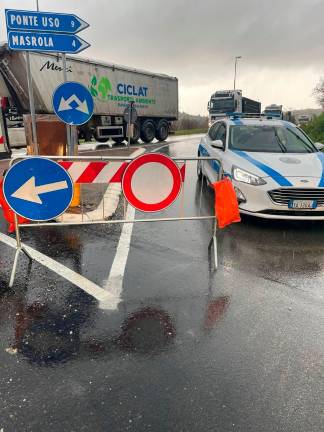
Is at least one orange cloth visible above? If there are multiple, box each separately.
[0,178,30,233]
[213,178,241,229]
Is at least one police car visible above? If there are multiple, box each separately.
[198,116,324,220]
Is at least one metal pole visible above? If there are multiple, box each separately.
[36,0,39,11]
[9,213,21,287]
[62,53,73,155]
[234,59,237,90]
[233,56,242,90]
[127,102,132,148]
[26,51,38,155]
[128,116,131,148]
[213,220,218,269]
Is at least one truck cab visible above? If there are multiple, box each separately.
[208,90,243,125]
[262,104,283,119]
[207,90,261,126]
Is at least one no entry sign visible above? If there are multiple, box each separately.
[122,153,182,212]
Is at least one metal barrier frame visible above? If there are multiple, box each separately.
[7,155,223,287]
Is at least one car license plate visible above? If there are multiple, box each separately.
[288,200,317,209]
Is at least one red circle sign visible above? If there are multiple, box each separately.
[122,153,182,212]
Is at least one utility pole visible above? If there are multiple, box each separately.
[234,56,242,90]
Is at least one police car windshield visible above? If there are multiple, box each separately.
[229,125,316,153]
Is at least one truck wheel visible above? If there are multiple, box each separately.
[155,120,169,141]
[140,120,155,143]
[84,130,93,142]
[130,121,140,144]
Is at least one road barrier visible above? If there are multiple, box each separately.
[3,153,223,287]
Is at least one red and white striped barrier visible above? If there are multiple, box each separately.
[59,161,186,184]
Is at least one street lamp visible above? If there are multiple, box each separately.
[234,56,242,90]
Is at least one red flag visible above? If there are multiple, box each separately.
[0,178,30,233]
[213,178,241,229]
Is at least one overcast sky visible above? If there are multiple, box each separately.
[1,0,324,115]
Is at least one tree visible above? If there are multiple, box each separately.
[313,78,324,108]
[301,113,324,143]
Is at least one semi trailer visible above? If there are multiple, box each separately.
[0,43,178,144]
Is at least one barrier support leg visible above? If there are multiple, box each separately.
[9,214,33,288]
[9,248,20,288]
[213,220,218,270]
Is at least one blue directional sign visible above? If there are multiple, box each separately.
[5,9,89,34]
[8,31,90,53]
[3,158,74,221]
[52,82,94,126]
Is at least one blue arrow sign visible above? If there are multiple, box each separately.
[3,158,74,221]
[8,31,90,53]
[52,81,94,126]
[5,9,89,34]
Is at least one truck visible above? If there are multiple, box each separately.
[297,115,310,126]
[262,104,283,119]
[0,43,178,144]
[207,90,261,125]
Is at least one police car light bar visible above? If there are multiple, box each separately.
[227,112,262,120]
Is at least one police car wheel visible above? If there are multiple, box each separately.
[197,157,203,179]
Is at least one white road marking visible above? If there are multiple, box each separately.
[102,148,145,307]
[103,146,167,308]
[151,143,170,153]
[103,203,135,305]
[0,232,117,308]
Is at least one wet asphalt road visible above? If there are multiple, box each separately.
[0,135,324,431]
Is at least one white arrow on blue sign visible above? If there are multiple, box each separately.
[5,9,89,34]
[8,30,90,53]
[3,158,74,221]
[52,81,94,126]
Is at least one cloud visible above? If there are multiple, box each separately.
[0,0,323,114]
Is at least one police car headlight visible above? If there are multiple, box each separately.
[232,167,266,186]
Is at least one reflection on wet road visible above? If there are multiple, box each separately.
[0,135,323,431]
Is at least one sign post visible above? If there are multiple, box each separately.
[5,9,90,156]
[25,51,38,154]
[123,102,137,148]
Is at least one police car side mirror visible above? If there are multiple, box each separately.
[211,139,224,149]
[315,142,324,151]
